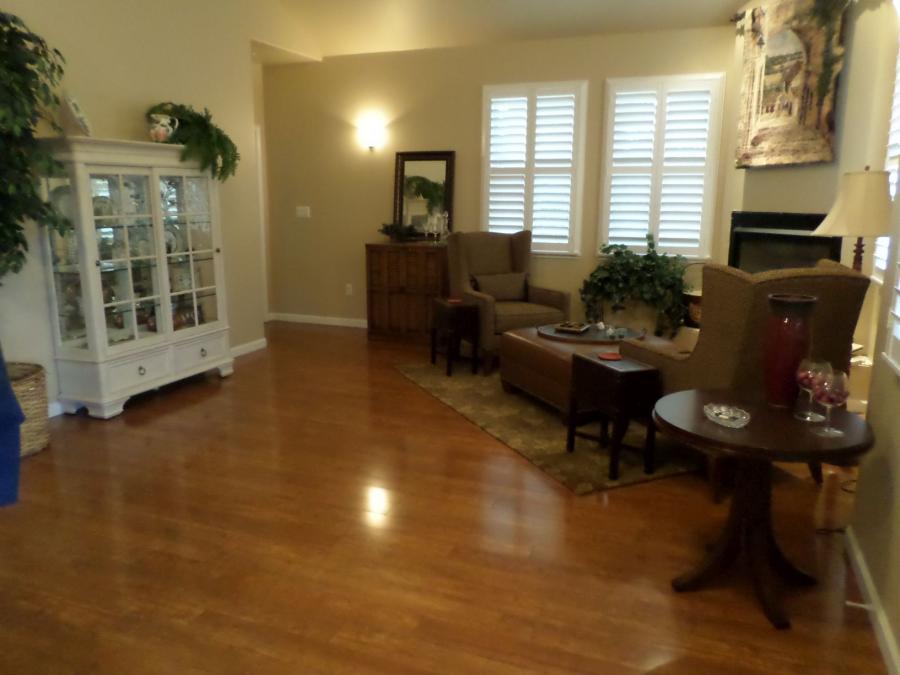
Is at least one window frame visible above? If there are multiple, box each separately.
[599,73,725,259]
[481,80,588,256]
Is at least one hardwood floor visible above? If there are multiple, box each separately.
[0,322,885,674]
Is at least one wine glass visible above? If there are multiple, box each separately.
[794,359,831,422]
[812,370,849,438]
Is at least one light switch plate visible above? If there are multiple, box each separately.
[296,206,311,218]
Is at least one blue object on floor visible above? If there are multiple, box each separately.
[0,349,24,507]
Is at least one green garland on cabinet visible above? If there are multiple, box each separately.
[145,102,240,181]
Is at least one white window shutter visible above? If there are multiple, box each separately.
[879,45,900,274]
[531,93,576,245]
[487,174,526,234]
[532,174,572,245]
[606,89,656,248]
[607,174,652,247]
[489,97,528,169]
[602,76,722,257]
[888,268,900,373]
[534,94,575,168]
[483,83,585,253]
[658,173,705,253]
[487,96,528,235]
[612,91,656,167]
[657,88,714,256]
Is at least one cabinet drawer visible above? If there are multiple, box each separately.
[107,351,171,393]
[173,333,228,372]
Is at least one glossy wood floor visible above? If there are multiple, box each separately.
[0,323,885,674]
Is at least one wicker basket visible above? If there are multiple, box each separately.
[7,363,49,457]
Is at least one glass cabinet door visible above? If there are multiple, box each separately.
[45,174,88,350]
[160,175,219,331]
[90,172,162,347]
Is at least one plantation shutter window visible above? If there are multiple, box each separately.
[877,43,900,275]
[886,257,900,375]
[601,75,724,258]
[483,82,587,254]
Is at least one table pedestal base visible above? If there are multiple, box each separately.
[672,459,816,629]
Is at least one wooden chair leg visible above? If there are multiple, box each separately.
[608,415,628,481]
[808,462,824,485]
[644,421,656,475]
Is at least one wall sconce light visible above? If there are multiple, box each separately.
[356,112,387,151]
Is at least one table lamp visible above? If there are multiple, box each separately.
[813,167,892,272]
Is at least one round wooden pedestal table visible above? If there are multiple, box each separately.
[653,389,874,629]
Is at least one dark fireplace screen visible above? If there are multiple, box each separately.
[728,212,842,273]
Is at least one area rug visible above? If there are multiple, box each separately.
[397,364,701,495]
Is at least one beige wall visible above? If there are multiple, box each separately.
[263,26,741,321]
[0,0,318,401]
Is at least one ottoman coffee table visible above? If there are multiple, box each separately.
[499,327,599,416]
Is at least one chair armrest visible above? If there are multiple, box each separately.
[528,285,570,319]
[464,290,497,353]
[620,337,690,365]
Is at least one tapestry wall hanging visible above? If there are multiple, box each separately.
[736,0,848,168]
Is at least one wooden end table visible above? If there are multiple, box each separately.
[566,354,660,480]
[653,389,874,629]
[430,298,479,376]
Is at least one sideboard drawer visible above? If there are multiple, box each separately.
[107,351,171,393]
[174,333,228,372]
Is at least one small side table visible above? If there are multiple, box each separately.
[654,389,874,629]
[430,299,479,376]
[566,354,660,480]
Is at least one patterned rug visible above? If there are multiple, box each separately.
[398,364,701,495]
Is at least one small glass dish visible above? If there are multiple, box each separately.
[703,403,751,429]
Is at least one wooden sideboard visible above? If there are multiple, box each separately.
[366,242,448,339]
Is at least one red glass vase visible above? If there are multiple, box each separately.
[764,294,817,408]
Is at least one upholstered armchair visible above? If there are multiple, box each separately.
[620,260,870,394]
[447,231,570,367]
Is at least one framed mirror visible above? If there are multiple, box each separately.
[393,151,455,234]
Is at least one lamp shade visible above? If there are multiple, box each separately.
[814,170,892,237]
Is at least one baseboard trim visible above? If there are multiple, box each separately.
[846,526,900,675]
[267,313,367,329]
[230,337,268,358]
[48,401,64,418]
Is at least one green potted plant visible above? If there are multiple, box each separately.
[0,11,68,280]
[145,102,240,181]
[0,11,68,475]
[580,234,688,336]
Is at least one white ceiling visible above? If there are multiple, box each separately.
[284,0,745,58]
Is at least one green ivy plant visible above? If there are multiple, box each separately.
[145,102,240,181]
[580,234,688,336]
[0,11,68,282]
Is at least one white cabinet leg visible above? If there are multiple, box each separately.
[59,400,83,415]
[85,398,128,419]
[218,361,234,378]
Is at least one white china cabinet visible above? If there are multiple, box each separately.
[41,137,233,418]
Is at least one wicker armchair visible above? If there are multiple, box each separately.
[447,231,570,368]
[620,260,869,394]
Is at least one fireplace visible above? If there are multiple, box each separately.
[728,211,842,273]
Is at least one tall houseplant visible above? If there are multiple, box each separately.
[580,234,688,336]
[0,12,67,491]
[145,102,240,181]
[0,11,68,281]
